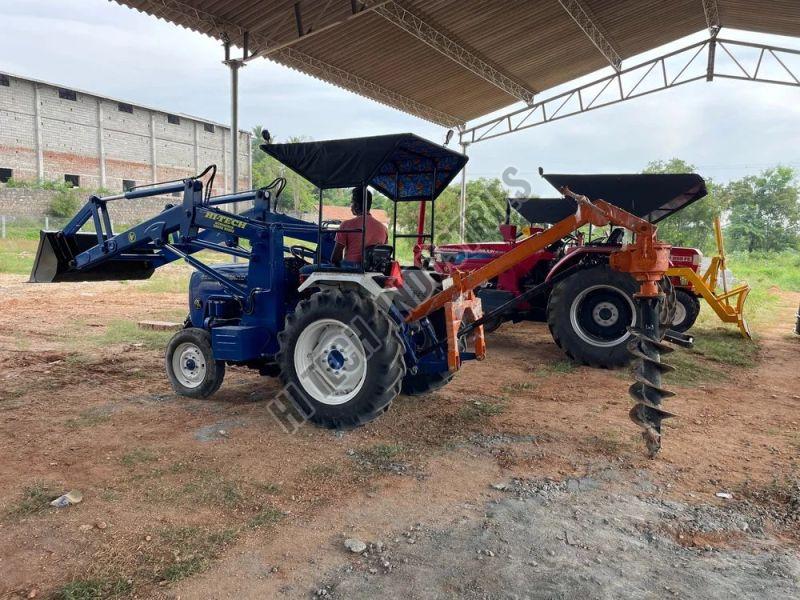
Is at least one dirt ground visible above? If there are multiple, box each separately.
[0,269,798,599]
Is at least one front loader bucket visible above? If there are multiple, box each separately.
[30,231,155,283]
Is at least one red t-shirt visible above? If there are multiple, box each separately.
[334,213,388,263]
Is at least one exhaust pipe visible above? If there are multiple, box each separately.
[30,230,155,283]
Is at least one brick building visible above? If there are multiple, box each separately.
[0,71,251,194]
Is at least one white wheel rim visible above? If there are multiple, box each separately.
[672,300,687,326]
[173,342,207,389]
[569,284,636,348]
[293,319,368,405]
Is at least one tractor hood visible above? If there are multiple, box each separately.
[517,172,708,224]
[261,133,467,202]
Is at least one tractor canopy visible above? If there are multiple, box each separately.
[261,133,467,201]
[515,172,707,224]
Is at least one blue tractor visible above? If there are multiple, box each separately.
[30,133,480,429]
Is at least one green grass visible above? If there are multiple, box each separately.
[0,236,38,275]
[729,251,800,292]
[248,506,284,529]
[157,526,237,583]
[98,319,174,350]
[532,360,577,377]
[65,408,112,429]
[6,482,59,517]
[121,448,158,466]
[664,326,759,386]
[56,578,132,600]
[457,397,507,422]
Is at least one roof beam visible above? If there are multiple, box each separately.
[272,46,465,127]
[367,1,537,104]
[247,1,393,58]
[702,0,721,35]
[557,0,622,71]
[125,0,462,127]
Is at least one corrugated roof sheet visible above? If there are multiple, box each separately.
[112,1,800,126]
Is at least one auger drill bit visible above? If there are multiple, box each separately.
[628,296,676,457]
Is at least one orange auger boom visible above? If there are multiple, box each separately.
[406,187,676,457]
[406,189,670,324]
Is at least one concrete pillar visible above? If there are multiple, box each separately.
[33,84,44,181]
[222,132,228,194]
[150,113,157,183]
[97,99,106,188]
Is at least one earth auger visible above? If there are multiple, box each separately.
[408,187,677,457]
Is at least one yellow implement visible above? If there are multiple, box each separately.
[667,218,751,338]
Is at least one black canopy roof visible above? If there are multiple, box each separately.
[509,197,580,224]
[261,133,467,202]
[525,173,707,224]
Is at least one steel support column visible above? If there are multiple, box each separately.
[459,140,468,242]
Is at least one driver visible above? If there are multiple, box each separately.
[331,186,388,266]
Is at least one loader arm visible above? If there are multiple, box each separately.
[30,174,331,286]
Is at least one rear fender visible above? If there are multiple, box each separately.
[298,272,396,303]
[544,247,610,283]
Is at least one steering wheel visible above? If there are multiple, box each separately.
[289,245,316,264]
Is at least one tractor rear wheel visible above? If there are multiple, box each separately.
[547,265,638,368]
[278,288,405,429]
[672,289,701,332]
[165,328,226,398]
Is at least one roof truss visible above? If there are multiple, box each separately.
[557,0,622,71]
[367,1,537,104]
[702,0,721,35]
[131,0,462,127]
[460,37,800,145]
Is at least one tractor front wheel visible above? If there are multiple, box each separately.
[671,289,701,332]
[278,288,405,429]
[165,328,226,398]
[547,265,638,368]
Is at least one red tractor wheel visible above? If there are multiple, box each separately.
[547,265,639,368]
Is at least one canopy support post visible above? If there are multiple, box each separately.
[459,140,468,242]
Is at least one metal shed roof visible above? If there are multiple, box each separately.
[112,1,800,127]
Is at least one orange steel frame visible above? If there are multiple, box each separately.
[405,188,672,369]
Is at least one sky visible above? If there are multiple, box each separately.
[2,0,800,196]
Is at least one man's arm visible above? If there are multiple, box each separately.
[331,242,345,265]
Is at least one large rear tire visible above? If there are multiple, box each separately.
[672,288,701,333]
[278,288,405,429]
[547,265,638,368]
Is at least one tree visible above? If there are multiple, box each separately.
[720,166,800,252]
[250,127,317,211]
[642,158,723,252]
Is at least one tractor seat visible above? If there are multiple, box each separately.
[608,228,625,245]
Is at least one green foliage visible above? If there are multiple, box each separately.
[728,250,800,292]
[643,158,723,251]
[56,578,132,600]
[49,187,81,218]
[720,166,800,252]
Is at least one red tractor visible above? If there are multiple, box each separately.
[416,173,707,368]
